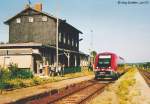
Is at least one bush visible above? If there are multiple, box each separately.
[0,65,33,91]
[0,69,11,81]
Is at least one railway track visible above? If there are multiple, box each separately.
[26,80,111,104]
[139,69,150,87]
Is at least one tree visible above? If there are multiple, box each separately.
[90,51,97,59]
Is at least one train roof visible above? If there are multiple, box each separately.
[97,52,124,60]
[97,52,117,56]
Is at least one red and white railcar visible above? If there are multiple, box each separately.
[94,52,125,80]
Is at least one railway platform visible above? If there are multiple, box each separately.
[89,69,150,104]
[0,75,94,104]
[133,70,150,104]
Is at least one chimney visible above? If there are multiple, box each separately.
[25,4,30,9]
[34,3,42,12]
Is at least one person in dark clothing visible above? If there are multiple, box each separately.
[50,64,55,76]
[60,64,65,76]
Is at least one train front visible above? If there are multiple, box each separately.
[94,53,118,80]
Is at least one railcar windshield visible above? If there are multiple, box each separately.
[97,55,111,68]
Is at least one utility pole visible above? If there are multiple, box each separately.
[56,17,59,68]
[89,30,93,55]
[56,0,60,68]
[90,30,94,64]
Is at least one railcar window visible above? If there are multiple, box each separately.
[97,57,111,68]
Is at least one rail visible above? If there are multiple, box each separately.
[27,80,112,104]
[139,69,150,87]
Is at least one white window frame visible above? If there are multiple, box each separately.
[68,36,70,45]
[76,42,78,47]
[68,38,70,45]
[59,33,61,42]
[72,39,74,46]
[63,34,66,44]
[42,16,47,22]
[29,17,34,23]
[16,18,21,23]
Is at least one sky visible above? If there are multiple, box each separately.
[0,0,150,63]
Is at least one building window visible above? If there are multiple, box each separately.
[29,17,34,22]
[59,33,61,42]
[63,34,66,44]
[72,39,74,46]
[68,36,70,45]
[68,39,70,45]
[16,18,21,23]
[42,16,47,22]
[76,42,78,47]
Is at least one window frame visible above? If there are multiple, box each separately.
[63,34,66,44]
[72,39,74,46]
[16,18,21,23]
[29,17,34,23]
[42,16,48,22]
[59,33,62,42]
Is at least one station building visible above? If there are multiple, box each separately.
[0,3,89,75]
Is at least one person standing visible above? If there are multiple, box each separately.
[50,64,55,77]
[57,64,61,76]
[61,64,65,77]
[39,63,43,75]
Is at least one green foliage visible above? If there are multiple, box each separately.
[137,62,150,69]
[0,66,93,92]
[11,69,33,79]
[0,69,11,81]
[0,65,33,80]
[9,64,33,79]
[0,65,33,91]
[0,81,12,90]
[8,79,25,89]
[90,51,97,58]
[32,77,43,85]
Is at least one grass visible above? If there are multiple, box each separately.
[116,68,136,104]
[0,68,93,94]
